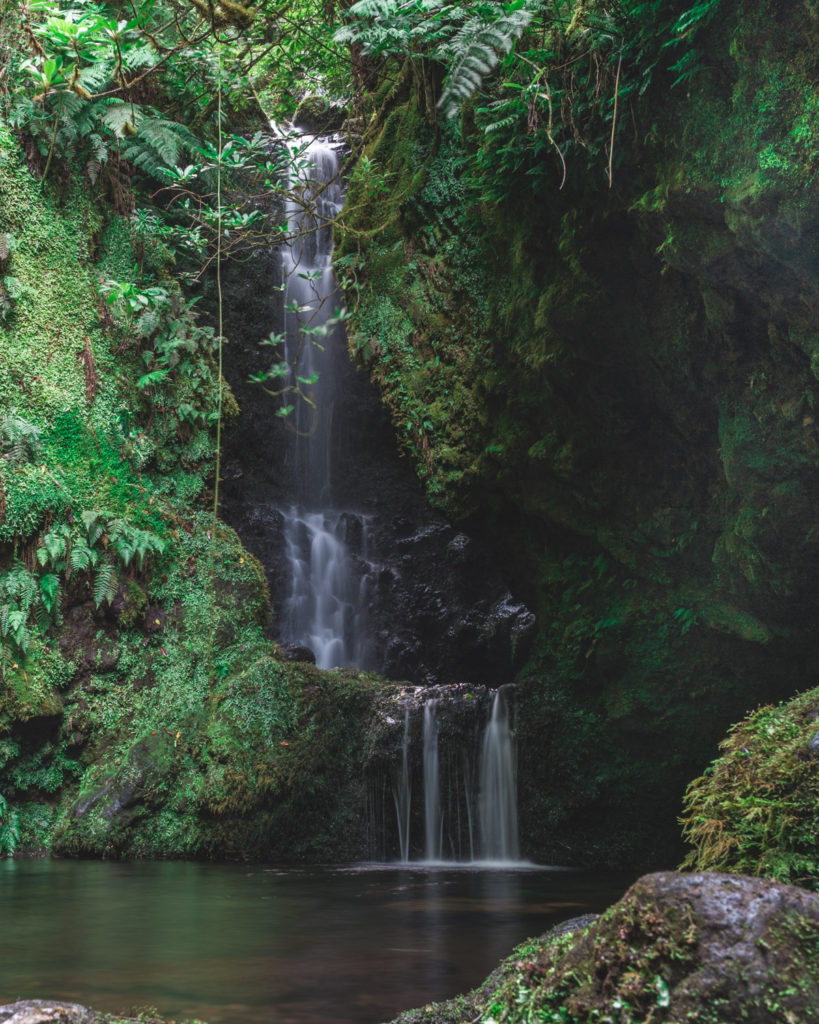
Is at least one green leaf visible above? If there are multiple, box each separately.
[137,369,170,389]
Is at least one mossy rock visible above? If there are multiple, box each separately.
[0,661,63,729]
[388,872,819,1024]
[681,686,819,888]
[0,1002,207,1024]
[293,93,348,134]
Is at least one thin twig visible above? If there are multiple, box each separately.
[608,51,622,189]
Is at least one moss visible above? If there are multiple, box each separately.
[293,93,348,133]
[681,686,819,889]
[336,0,819,866]
[0,111,396,862]
[386,873,819,1024]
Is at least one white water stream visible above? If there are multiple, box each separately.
[393,688,522,865]
[273,134,523,861]
[278,132,374,669]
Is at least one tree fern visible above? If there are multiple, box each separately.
[437,7,533,119]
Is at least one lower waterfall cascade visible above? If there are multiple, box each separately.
[370,685,524,866]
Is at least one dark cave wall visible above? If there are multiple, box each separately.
[335,0,819,865]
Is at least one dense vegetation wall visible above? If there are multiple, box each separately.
[337,1,819,864]
[0,114,394,861]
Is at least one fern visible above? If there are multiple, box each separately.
[100,101,140,136]
[0,411,42,463]
[93,560,118,608]
[81,509,106,547]
[0,565,42,653]
[335,0,534,117]
[437,7,533,119]
[122,43,159,73]
[335,0,457,53]
[121,113,198,179]
[69,540,98,575]
[75,59,114,94]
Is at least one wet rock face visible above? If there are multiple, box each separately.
[363,521,535,685]
[219,196,534,688]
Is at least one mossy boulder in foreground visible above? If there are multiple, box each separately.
[389,872,819,1024]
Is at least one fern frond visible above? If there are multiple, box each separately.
[0,410,42,463]
[121,113,197,179]
[122,44,158,73]
[76,59,115,94]
[438,7,533,119]
[93,560,118,608]
[101,101,141,137]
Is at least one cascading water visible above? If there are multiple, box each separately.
[423,701,442,862]
[262,133,526,862]
[380,687,523,865]
[478,688,520,862]
[392,709,412,864]
[278,132,374,670]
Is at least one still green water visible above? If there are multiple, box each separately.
[0,860,630,1023]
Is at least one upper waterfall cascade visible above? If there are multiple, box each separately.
[278,133,375,670]
[225,127,534,683]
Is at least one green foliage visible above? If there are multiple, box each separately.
[36,510,166,610]
[0,792,21,856]
[5,0,204,184]
[0,410,42,463]
[336,0,535,119]
[0,564,58,654]
[681,688,819,890]
[437,6,533,120]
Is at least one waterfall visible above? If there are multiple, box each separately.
[423,701,442,861]
[385,687,522,865]
[392,709,412,864]
[478,688,520,862]
[277,131,374,669]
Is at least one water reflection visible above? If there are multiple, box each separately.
[0,861,630,1023]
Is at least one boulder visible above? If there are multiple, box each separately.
[387,871,819,1023]
[0,1003,92,1024]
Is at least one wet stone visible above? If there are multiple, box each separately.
[0,1002,93,1024]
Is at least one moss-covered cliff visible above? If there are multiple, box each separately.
[0,111,397,860]
[336,0,819,865]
